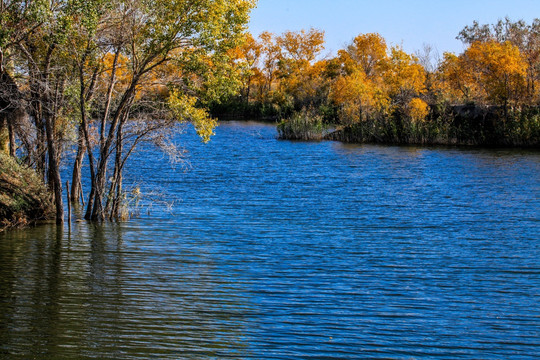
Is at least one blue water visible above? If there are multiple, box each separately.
[1,121,539,359]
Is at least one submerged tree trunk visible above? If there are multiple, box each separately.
[109,119,124,220]
[71,123,85,203]
[44,112,63,225]
[87,85,136,221]
[84,50,125,221]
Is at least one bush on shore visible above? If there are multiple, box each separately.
[319,105,540,147]
[0,154,54,231]
[277,108,329,141]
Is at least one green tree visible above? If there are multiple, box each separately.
[1,0,256,223]
[79,0,256,221]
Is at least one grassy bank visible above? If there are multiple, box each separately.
[278,105,540,148]
[277,108,329,141]
[0,154,54,231]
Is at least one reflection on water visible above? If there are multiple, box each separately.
[0,223,250,359]
[1,122,539,359]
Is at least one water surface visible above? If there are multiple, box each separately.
[1,121,539,359]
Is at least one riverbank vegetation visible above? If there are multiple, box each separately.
[0,0,255,226]
[215,18,540,147]
[0,153,53,230]
[1,7,539,228]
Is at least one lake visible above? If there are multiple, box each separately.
[1,121,539,359]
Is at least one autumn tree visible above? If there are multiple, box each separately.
[458,18,540,103]
[330,33,426,125]
[258,31,281,99]
[228,32,263,105]
[342,33,388,77]
[0,0,255,223]
[434,52,478,103]
[461,41,527,108]
[330,69,388,125]
[383,46,426,105]
[275,28,325,107]
[75,0,255,221]
[436,41,527,110]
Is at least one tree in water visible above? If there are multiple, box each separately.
[0,0,256,223]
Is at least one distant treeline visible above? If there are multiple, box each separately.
[212,18,540,147]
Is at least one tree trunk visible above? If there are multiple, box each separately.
[8,116,15,156]
[0,70,22,156]
[45,113,63,225]
[88,86,136,221]
[76,60,98,221]
[30,80,47,179]
[71,123,85,203]
[0,115,8,154]
[110,120,124,220]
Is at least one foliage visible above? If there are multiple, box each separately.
[407,98,429,123]
[219,19,539,146]
[168,90,217,143]
[343,33,388,77]
[384,46,426,100]
[0,0,256,223]
[437,40,528,106]
[330,70,388,124]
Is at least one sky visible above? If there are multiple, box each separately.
[248,0,540,58]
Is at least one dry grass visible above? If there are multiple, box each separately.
[0,154,54,230]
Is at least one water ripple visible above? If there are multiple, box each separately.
[0,121,539,359]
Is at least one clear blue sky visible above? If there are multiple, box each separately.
[248,0,540,57]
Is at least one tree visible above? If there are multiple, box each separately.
[78,0,255,221]
[438,41,527,108]
[330,69,388,124]
[275,28,325,107]
[330,34,426,126]
[435,52,480,103]
[0,0,255,224]
[228,32,263,105]
[258,31,281,98]
[383,46,426,102]
[462,40,527,108]
[343,33,388,77]
[458,18,540,103]
[1,0,84,224]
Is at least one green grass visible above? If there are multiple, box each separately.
[277,108,328,141]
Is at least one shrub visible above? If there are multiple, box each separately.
[277,108,327,140]
[0,154,54,230]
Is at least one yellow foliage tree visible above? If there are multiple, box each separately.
[275,28,326,106]
[383,46,426,99]
[461,40,527,106]
[407,98,429,122]
[344,33,388,77]
[330,34,427,124]
[330,70,389,124]
[228,32,263,104]
[258,31,282,97]
[436,41,528,107]
[435,52,483,103]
